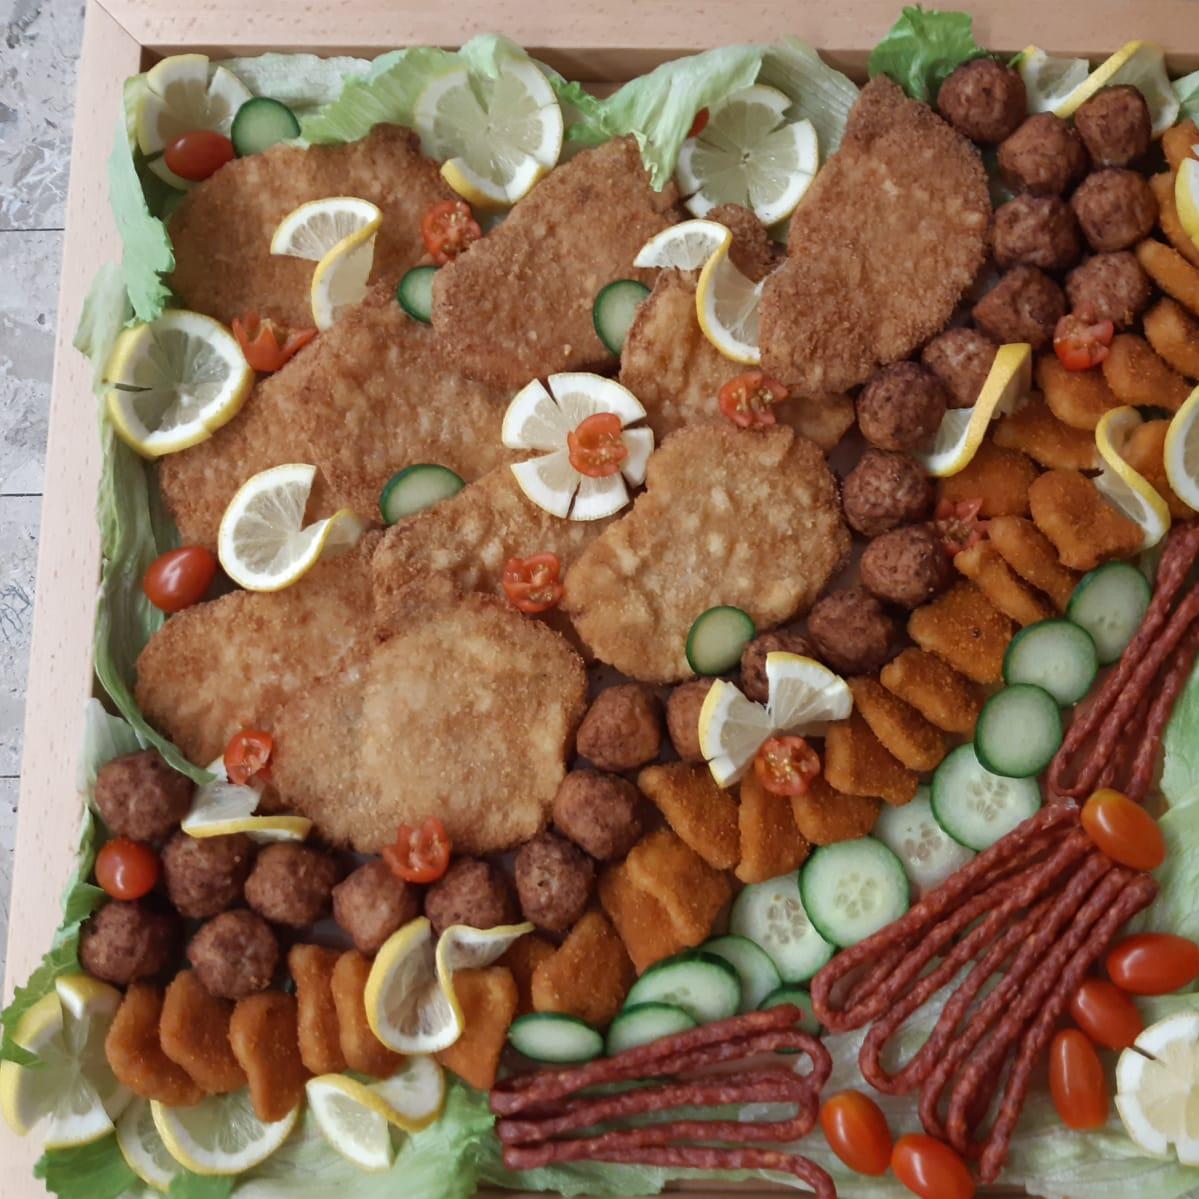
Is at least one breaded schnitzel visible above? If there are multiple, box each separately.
[431,137,679,390]
[169,124,454,328]
[271,578,587,854]
[760,77,989,393]
[563,425,849,682]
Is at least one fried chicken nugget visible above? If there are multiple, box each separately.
[907,581,1015,685]
[878,648,983,735]
[531,911,635,1026]
[1149,172,1199,269]
[935,441,1038,518]
[1028,469,1144,571]
[736,772,809,883]
[1122,420,1193,519]
[1162,120,1199,172]
[636,762,739,870]
[598,861,690,974]
[823,711,919,805]
[229,991,309,1123]
[1144,298,1199,379]
[288,944,347,1075]
[1036,355,1121,430]
[1137,240,1199,316]
[106,983,204,1107]
[500,934,557,1016]
[159,970,245,1094]
[331,950,401,1077]
[789,777,881,846]
[623,829,732,944]
[954,541,1055,627]
[993,400,1098,470]
[434,967,517,1091]
[986,516,1081,611]
[847,677,947,772]
[1101,333,1192,412]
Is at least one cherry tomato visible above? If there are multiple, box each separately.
[163,130,235,181]
[1107,933,1199,995]
[934,497,989,556]
[1080,789,1166,871]
[1053,314,1114,371]
[718,371,786,429]
[383,816,451,883]
[1070,978,1144,1050]
[688,107,710,138]
[753,736,821,797]
[224,729,273,786]
[891,1134,974,1199]
[567,412,628,478]
[95,838,161,900]
[142,545,218,613]
[502,552,564,614]
[1049,1028,1108,1130]
[819,1090,892,1176]
[232,312,317,373]
[421,199,482,265]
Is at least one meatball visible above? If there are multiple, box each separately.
[1074,85,1151,168]
[244,843,339,927]
[921,328,999,409]
[93,750,193,843]
[162,831,255,919]
[576,684,662,772]
[936,57,1027,144]
[841,449,933,537]
[332,860,420,954]
[514,832,594,932]
[998,114,1089,196]
[740,627,813,704]
[856,363,949,452]
[860,524,953,609]
[1070,168,1157,253]
[424,858,517,936]
[1066,252,1152,327]
[553,770,643,859]
[187,910,279,1000]
[807,588,897,676]
[972,266,1066,349]
[79,900,178,986]
[665,680,714,763]
[992,194,1082,272]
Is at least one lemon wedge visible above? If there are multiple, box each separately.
[698,680,777,787]
[136,54,251,156]
[1053,41,1180,137]
[1016,46,1091,114]
[182,764,311,844]
[1175,161,1199,249]
[271,198,382,261]
[117,1098,178,1191]
[153,1090,297,1175]
[633,219,732,271]
[912,342,1032,477]
[370,1055,445,1130]
[1164,384,1199,511]
[1116,1012,1199,1164]
[696,239,764,364]
[310,227,378,331]
[1094,407,1172,548]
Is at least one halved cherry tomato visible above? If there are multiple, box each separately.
[502,552,564,614]
[224,729,273,786]
[1106,933,1199,995]
[1049,1028,1108,1130]
[891,1134,974,1199]
[232,313,317,373]
[934,496,988,557]
[1070,978,1144,1050]
[383,816,451,883]
[1053,314,1115,371]
[753,736,821,797]
[819,1090,892,1176]
[163,130,235,182]
[1080,789,1166,871]
[142,545,218,613]
[95,838,161,901]
[421,199,482,265]
[688,107,710,138]
[718,371,786,429]
[567,412,628,478]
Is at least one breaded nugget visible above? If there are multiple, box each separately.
[1036,355,1121,430]
[169,124,453,327]
[953,541,1056,627]
[432,137,678,390]
[1144,298,1199,379]
[1137,240,1199,315]
[789,777,880,846]
[636,762,739,870]
[1028,469,1143,571]
[271,578,587,853]
[159,970,246,1094]
[823,711,919,805]
[623,829,732,945]
[879,647,983,735]
[331,950,401,1077]
[1122,420,1193,519]
[563,425,849,682]
[598,861,689,974]
[435,967,517,1091]
[500,934,557,1016]
[289,944,347,1075]
[736,772,809,884]
[986,516,1081,611]
[994,399,1098,470]
[531,911,635,1026]
[847,677,946,772]
[907,581,1014,684]
[106,983,204,1107]
[1149,172,1199,269]
[760,77,989,393]
[1101,332,1193,412]
[229,991,309,1123]
[1162,120,1199,172]
[935,441,1037,518]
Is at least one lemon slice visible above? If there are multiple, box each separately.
[633,219,732,271]
[696,240,764,365]
[136,54,251,155]
[765,653,853,735]
[105,310,253,458]
[152,1090,298,1175]
[677,85,819,226]
[1094,407,1172,548]
[183,777,312,843]
[1164,384,1199,511]
[217,463,364,591]
[1016,46,1091,114]
[305,1076,394,1173]
[1174,161,1199,249]
[697,680,776,787]
[370,1056,444,1131]
[415,58,563,208]
[913,342,1032,477]
[271,198,382,261]
[310,227,378,331]
[1116,1012,1199,1163]
[1053,41,1180,136]
[117,1098,178,1192]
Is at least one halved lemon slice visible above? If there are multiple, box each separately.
[271,198,382,261]
[633,220,732,271]
[1053,41,1180,136]
[305,1076,394,1173]
[310,227,378,331]
[1116,1012,1199,1163]
[696,240,764,364]
[182,775,311,843]
[1164,384,1199,511]
[1094,406,1172,548]
[117,1098,178,1191]
[1175,161,1199,249]
[370,1056,444,1131]
[1016,46,1091,114]
[136,54,251,155]
[765,653,852,736]
[697,679,776,787]
[105,310,253,458]
[153,1090,297,1175]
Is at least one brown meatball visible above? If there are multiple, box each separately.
[740,627,813,704]
[424,858,517,936]
[708,202,782,283]
[665,680,714,763]
[514,833,594,932]
[841,449,933,536]
[187,910,278,1000]
[1066,252,1152,327]
[992,194,1082,272]
[244,843,339,928]
[576,684,662,772]
[553,770,643,859]
[972,266,1066,349]
[79,901,178,986]
[1074,86,1151,168]
[807,588,897,676]
[921,328,999,409]
[332,860,420,954]
[93,750,193,843]
[856,363,949,452]
[860,524,953,609]
[936,57,1027,144]
[998,114,1089,196]
[1071,168,1157,253]
[162,831,255,919]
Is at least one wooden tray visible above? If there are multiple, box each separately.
[5,1,1198,1192]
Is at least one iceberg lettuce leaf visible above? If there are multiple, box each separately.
[868,5,988,102]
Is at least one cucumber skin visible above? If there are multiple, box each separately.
[509,1013,603,1063]
[592,280,650,354]
[1002,619,1098,706]
[396,267,438,324]
[974,684,1062,779]
[606,1003,696,1056]
[379,464,464,524]
[624,950,742,1023]
[800,840,909,949]
[1066,562,1151,665]
[729,873,834,984]
[231,97,300,157]
[685,606,756,676]
[700,935,781,1013]
[931,744,1041,851]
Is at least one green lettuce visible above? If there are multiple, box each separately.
[868,6,989,102]
[1162,660,1199,810]
[1175,69,1199,123]
[34,1136,138,1199]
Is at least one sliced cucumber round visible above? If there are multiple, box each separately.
[686,606,756,676]
[800,839,910,949]
[396,266,438,324]
[874,786,974,896]
[1067,562,1151,665]
[931,742,1041,851]
[379,464,464,524]
[729,871,834,983]
[974,684,1063,778]
[1003,619,1098,707]
[231,97,301,157]
[623,951,741,1023]
[759,985,821,1036]
[593,279,651,354]
[508,1013,603,1063]
[699,935,781,1013]
[605,1002,696,1056]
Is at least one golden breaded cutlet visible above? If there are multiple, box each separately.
[530,911,634,1027]
[636,762,740,870]
[1143,297,1199,378]
[848,677,946,773]
[935,441,1038,518]
[879,648,982,736]
[598,861,688,974]
[907,581,1014,685]
[986,517,1080,612]
[954,541,1055,627]
[737,772,809,884]
[1028,469,1144,572]
[789,777,880,846]
[1101,332,1193,411]
[823,711,919,805]
[993,400,1098,471]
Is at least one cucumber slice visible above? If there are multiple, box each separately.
[1003,619,1099,707]
[593,279,651,354]
[874,786,974,896]
[605,1002,697,1056]
[729,871,834,983]
[700,935,782,1013]
[1067,562,1151,665]
[759,985,821,1036]
[974,684,1063,778]
[931,743,1041,851]
[508,1013,603,1063]
[396,266,438,324]
[623,951,741,1023]
[686,606,756,676]
[800,839,910,948]
[379,464,464,524]
[230,97,300,157]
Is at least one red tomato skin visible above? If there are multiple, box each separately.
[1080,789,1166,871]
[383,816,451,883]
[224,730,273,786]
[891,1135,974,1199]
[95,838,161,900]
[688,108,710,138]
[1070,978,1144,1050]
[1107,933,1199,995]
[1049,1029,1109,1130]
[819,1091,892,1176]
[142,546,218,613]
[164,131,235,181]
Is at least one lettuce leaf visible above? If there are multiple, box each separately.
[34,1136,138,1199]
[868,6,988,102]
[1161,660,1199,810]
[1175,69,1199,123]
